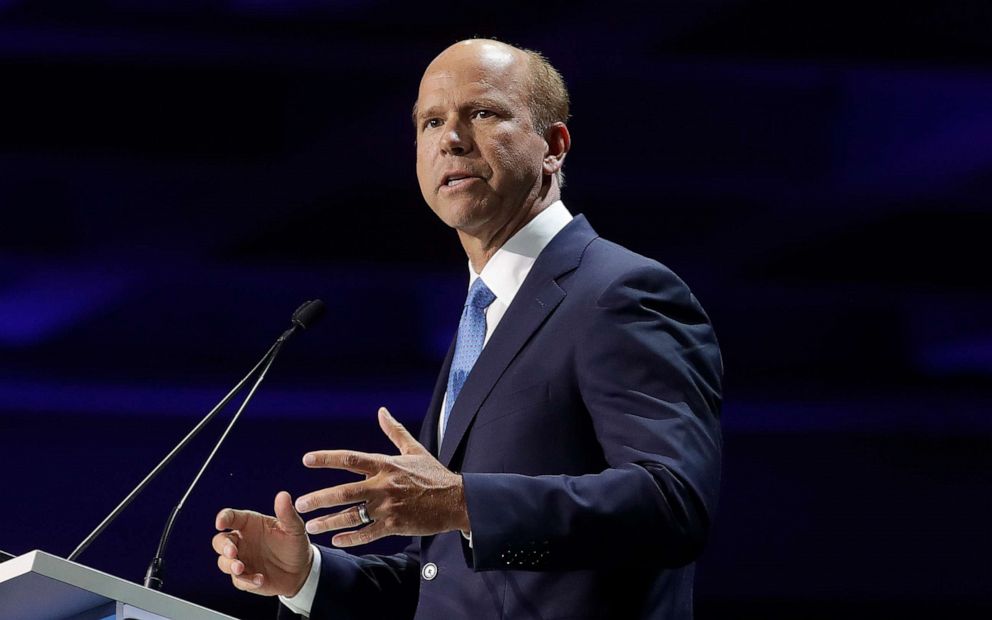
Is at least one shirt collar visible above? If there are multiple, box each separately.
[469,200,573,306]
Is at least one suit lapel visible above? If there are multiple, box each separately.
[438,215,598,467]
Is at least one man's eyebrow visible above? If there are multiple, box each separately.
[463,98,511,112]
[412,99,512,124]
[414,104,445,122]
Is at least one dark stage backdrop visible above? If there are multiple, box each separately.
[1,2,989,618]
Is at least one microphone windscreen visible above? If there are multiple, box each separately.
[292,299,326,330]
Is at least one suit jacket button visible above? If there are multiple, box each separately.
[422,562,438,581]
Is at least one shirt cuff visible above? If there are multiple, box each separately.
[279,544,321,618]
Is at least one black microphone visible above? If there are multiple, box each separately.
[67,300,325,589]
[292,299,325,331]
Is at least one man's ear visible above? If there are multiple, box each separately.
[543,122,571,176]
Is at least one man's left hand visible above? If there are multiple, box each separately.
[294,407,470,548]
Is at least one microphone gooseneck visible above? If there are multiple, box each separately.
[67,338,281,563]
[142,300,325,590]
[143,340,285,590]
[66,300,325,593]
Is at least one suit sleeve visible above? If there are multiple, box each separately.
[277,540,420,620]
[461,263,723,571]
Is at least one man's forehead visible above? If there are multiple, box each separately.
[419,42,524,93]
[418,72,510,99]
[427,40,519,75]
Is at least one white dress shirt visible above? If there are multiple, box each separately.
[280,201,573,617]
[438,200,573,442]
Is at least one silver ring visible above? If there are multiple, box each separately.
[357,503,373,525]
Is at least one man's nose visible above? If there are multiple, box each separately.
[440,122,472,156]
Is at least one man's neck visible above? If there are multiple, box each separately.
[458,188,560,273]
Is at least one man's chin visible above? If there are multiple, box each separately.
[431,200,491,233]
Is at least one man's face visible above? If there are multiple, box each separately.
[415,42,549,236]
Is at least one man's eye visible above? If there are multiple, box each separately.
[473,110,495,119]
[424,119,442,129]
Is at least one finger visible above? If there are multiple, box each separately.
[302,450,386,475]
[378,407,426,455]
[217,555,245,576]
[232,572,265,591]
[211,531,241,557]
[274,491,306,535]
[295,479,372,513]
[331,520,389,548]
[216,507,256,532]
[304,504,368,535]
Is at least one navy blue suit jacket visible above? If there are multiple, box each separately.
[286,215,723,619]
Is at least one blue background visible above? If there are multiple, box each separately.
[1,1,989,618]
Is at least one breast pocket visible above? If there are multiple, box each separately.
[474,382,550,430]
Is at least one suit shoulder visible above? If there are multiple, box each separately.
[567,237,715,331]
[577,237,691,295]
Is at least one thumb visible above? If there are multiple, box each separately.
[274,491,306,535]
[378,406,427,455]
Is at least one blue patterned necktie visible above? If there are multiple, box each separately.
[441,278,497,442]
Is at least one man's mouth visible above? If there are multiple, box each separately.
[445,176,473,187]
[440,172,481,190]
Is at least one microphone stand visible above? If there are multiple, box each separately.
[143,329,292,590]
[67,339,280,564]
[67,299,325,588]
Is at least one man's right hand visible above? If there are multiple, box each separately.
[212,491,312,597]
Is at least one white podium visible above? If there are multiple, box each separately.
[0,550,235,620]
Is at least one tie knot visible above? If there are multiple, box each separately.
[466,278,497,309]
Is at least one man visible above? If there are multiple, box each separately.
[212,39,723,619]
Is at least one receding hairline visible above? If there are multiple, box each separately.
[411,39,567,131]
